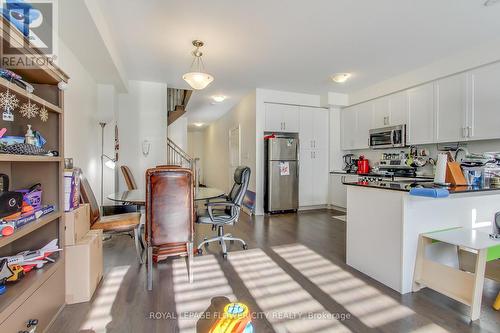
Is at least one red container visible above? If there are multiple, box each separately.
[357,156,370,174]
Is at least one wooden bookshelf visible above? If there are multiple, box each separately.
[0,13,69,333]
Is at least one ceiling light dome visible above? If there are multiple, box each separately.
[183,40,214,90]
[331,73,352,83]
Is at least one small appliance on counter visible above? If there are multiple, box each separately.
[343,154,358,173]
[357,155,370,174]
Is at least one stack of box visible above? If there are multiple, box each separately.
[64,204,103,304]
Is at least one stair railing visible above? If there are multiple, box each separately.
[166,138,199,191]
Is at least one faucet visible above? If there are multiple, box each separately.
[454,146,469,162]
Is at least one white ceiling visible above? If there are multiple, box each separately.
[98,0,500,125]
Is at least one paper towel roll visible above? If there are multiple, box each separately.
[434,153,448,185]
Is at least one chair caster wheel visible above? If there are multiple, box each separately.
[222,253,227,259]
[197,248,203,255]
[243,244,248,250]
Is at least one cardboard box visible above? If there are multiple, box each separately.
[65,229,103,304]
[65,203,90,246]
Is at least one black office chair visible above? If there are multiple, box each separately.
[196,166,251,258]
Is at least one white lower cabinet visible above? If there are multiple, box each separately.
[299,149,329,207]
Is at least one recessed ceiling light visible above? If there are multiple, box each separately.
[212,95,226,103]
[331,73,352,83]
[193,122,204,127]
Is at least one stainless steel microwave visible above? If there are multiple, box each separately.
[369,125,406,149]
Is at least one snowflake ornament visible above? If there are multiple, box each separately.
[19,101,39,119]
[0,90,19,111]
[39,106,48,122]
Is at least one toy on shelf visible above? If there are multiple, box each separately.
[6,264,24,282]
[0,68,34,92]
[0,174,23,219]
[0,258,13,282]
[0,239,61,271]
[198,297,254,333]
[0,222,14,236]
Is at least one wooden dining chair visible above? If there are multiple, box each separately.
[121,165,137,190]
[145,167,194,290]
[80,174,143,263]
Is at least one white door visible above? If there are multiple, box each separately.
[355,102,373,149]
[435,74,467,143]
[341,108,357,150]
[389,91,409,128]
[312,149,329,205]
[408,83,435,144]
[313,108,329,151]
[469,62,500,140]
[299,107,315,150]
[282,105,300,132]
[265,103,284,132]
[372,97,390,128]
[299,148,314,206]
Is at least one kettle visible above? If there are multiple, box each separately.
[357,156,370,174]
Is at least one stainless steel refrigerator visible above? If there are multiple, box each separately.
[265,136,299,213]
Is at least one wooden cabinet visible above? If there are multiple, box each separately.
[264,103,299,132]
[435,73,467,143]
[408,82,435,145]
[299,107,329,206]
[468,62,500,140]
[389,91,409,128]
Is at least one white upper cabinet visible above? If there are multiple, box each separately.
[408,82,435,145]
[389,91,409,127]
[264,103,299,132]
[299,107,328,150]
[435,73,467,143]
[341,102,373,150]
[355,102,373,149]
[372,96,390,128]
[341,108,357,150]
[468,62,500,141]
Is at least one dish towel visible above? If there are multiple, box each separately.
[409,188,449,198]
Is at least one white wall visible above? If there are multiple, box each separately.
[59,41,102,203]
[168,116,188,151]
[349,39,500,105]
[187,129,206,185]
[117,80,167,190]
[255,88,322,215]
[97,84,119,204]
[204,91,256,195]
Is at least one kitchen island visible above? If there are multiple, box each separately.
[344,180,500,294]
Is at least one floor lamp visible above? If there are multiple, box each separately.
[100,122,116,211]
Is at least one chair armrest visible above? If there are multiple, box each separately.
[207,202,237,221]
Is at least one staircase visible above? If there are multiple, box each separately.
[167,88,192,125]
[167,137,200,189]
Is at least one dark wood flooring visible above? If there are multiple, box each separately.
[49,209,500,333]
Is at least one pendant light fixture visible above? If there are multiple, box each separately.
[182,40,214,90]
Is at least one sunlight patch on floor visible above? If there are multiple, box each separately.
[228,249,351,333]
[79,265,130,333]
[173,254,235,333]
[272,244,450,331]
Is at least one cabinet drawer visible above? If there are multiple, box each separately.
[0,266,64,332]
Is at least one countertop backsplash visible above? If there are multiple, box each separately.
[340,138,500,176]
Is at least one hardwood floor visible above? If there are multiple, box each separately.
[49,209,499,333]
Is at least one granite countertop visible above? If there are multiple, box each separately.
[330,170,434,180]
[343,179,500,194]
